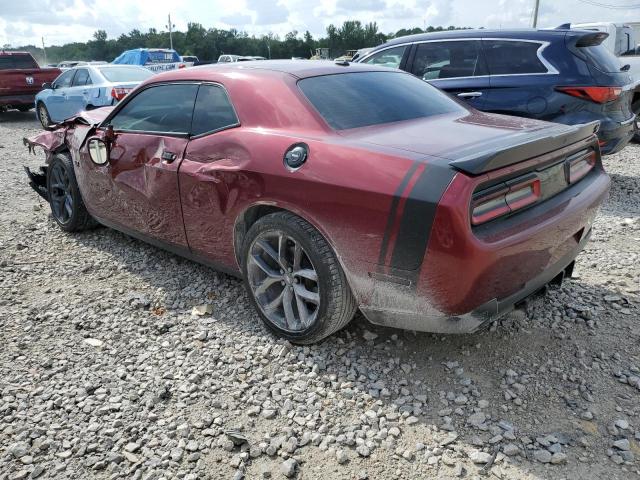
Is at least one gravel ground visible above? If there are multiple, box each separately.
[0,110,639,480]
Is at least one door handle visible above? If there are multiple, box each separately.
[457,91,482,99]
[82,90,89,94]
[161,151,177,162]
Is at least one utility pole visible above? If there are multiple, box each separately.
[42,37,47,65]
[532,0,540,28]
[166,14,175,50]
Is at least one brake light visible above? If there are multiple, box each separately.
[556,86,622,104]
[111,87,131,101]
[178,63,186,69]
[471,177,541,225]
[566,151,596,184]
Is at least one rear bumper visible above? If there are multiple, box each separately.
[362,231,587,333]
[359,169,610,334]
[0,93,36,107]
[598,114,635,155]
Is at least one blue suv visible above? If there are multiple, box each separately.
[357,28,636,155]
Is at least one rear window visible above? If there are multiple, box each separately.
[298,71,462,130]
[191,84,239,136]
[483,40,548,75]
[580,45,623,73]
[0,55,38,70]
[99,67,153,82]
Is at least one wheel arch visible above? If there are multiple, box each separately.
[233,202,344,272]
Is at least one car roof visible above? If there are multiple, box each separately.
[371,28,571,50]
[154,59,402,81]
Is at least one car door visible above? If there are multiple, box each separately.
[79,83,199,248]
[177,83,243,268]
[46,69,76,122]
[407,40,490,109]
[65,68,92,116]
[481,39,558,119]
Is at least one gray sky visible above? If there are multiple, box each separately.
[1,0,640,48]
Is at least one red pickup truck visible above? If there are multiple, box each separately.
[0,51,60,112]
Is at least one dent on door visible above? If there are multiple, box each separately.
[179,134,262,270]
[108,135,189,246]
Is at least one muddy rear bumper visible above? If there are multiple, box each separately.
[361,228,589,334]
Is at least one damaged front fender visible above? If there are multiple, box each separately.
[23,108,111,158]
[23,109,110,201]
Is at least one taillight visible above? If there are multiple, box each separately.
[111,87,131,101]
[471,176,541,225]
[178,63,186,69]
[555,86,622,104]
[566,150,596,184]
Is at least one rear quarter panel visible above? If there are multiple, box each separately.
[179,128,418,277]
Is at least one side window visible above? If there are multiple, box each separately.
[72,69,91,86]
[191,84,239,136]
[483,40,548,75]
[411,41,486,80]
[54,70,75,88]
[108,83,199,134]
[361,46,407,69]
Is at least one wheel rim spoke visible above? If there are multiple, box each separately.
[294,268,317,282]
[293,284,319,305]
[277,234,288,269]
[294,291,310,327]
[293,242,302,270]
[256,239,282,267]
[49,164,72,224]
[248,230,320,333]
[282,287,296,329]
[250,253,281,279]
[263,289,285,312]
[253,276,281,296]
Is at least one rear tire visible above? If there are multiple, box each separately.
[241,212,357,344]
[38,102,52,129]
[46,153,95,232]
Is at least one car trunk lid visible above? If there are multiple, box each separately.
[339,111,599,175]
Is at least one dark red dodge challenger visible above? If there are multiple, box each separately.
[24,61,610,344]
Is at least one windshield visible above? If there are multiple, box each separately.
[99,67,153,82]
[298,71,463,130]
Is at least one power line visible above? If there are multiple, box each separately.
[576,0,640,9]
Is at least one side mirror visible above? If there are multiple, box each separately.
[42,82,53,90]
[88,138,108,165]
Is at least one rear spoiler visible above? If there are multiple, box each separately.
[448,121,600,175]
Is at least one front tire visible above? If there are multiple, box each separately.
[242,212,357,344]
[46,153,95,232]
[16,105,32,112]
[38,102,52,129]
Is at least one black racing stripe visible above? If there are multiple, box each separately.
[377,162,420,265]
[389,164,456,273]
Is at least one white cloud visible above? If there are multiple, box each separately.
[2,0,640,48]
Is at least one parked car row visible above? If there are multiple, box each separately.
[0,51,60,112]
[35,64,153,128]
[24,60,610,343]
[357,28,638,155]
